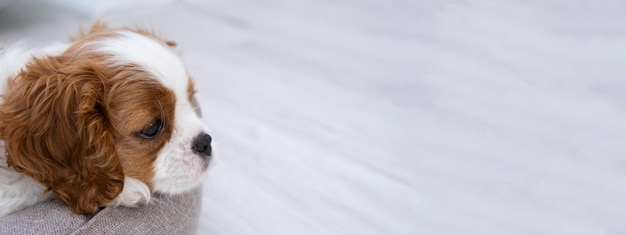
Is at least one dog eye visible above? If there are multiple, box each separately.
[138,119,164,139]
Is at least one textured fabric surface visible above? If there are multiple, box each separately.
[0,199,89,235]
[0,187,201,235]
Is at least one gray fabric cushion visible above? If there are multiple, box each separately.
[0,187,201,235]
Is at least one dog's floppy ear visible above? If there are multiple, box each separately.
[0,55,124,215]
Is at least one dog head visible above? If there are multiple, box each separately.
[0,23,211,214]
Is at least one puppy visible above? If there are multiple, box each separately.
[0,22,211,217]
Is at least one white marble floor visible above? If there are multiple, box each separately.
[2,0,626,234]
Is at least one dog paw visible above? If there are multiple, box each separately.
[106,177,151,208]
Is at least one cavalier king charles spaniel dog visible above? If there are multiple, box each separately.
[0,22,212,217]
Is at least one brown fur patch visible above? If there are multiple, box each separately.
[187,77,196,104]
[188,77,202,117]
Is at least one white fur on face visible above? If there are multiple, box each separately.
[94,31,209,195]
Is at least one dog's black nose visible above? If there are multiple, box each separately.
[192,133,212,157]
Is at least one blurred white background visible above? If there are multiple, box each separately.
[2,0,626,234]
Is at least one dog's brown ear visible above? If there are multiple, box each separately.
[0,55,124,215]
